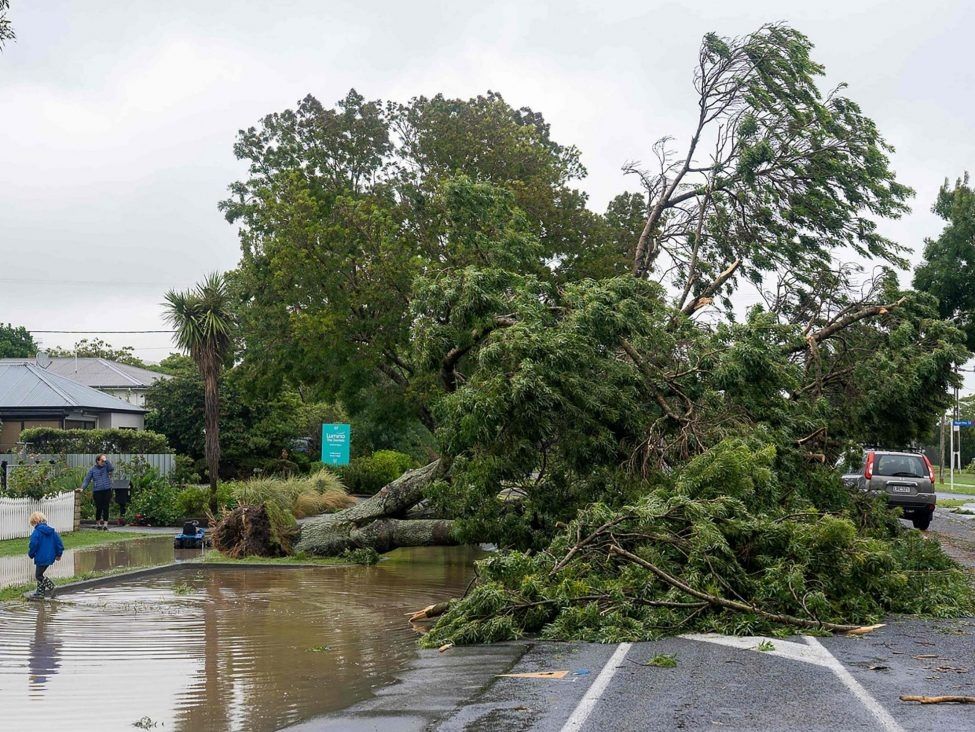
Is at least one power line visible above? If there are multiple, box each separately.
[30,330,175,334]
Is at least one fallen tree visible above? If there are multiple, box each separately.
[295,460,458,555]
[420,439,975,646]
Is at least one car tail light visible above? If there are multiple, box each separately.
[864,451,875,480]
[922,455,936,483]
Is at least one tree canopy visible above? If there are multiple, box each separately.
[0,323,36,358]
[914,174,975,351]
[46,338,148,368]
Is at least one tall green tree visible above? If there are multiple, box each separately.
[0,323,36,358]
[914,174,975,350]
[164,273,235,512]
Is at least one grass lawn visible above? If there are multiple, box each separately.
[938,498,974,509]
[936,472,975,494]
[0,529,145,559]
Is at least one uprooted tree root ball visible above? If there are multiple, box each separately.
[212,504,294,557]
[421,443,975,647]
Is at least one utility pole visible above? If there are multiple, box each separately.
[951,366,961,491]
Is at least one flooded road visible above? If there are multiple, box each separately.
[0,535,195,588]
[0,546,480,731]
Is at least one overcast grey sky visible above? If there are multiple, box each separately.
[1,0,973,389]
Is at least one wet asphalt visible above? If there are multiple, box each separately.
[291,509,975,732]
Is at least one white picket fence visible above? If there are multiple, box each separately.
[0,492,76,541]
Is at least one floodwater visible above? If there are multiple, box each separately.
[0,535,195,589]
[0,546,480,731]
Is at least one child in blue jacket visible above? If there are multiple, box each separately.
[27,511,64,598]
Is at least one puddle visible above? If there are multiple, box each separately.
[0,545,480,731]
[0,535,197,589]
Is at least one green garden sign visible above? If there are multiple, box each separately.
[321,423,351,465]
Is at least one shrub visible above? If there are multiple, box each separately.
[297,468,347,496]
[18,427,171,454]
[222,469,353,523]
[337,450,416,495]
[169,454,201,486]
[127,481,182,525]
[293,492,330,518]
[121,457,181,525]
[174,484,235,517]
[4,460,84,500]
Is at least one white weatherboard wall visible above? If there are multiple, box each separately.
[0,492,75,541]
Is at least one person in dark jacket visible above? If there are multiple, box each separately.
[27,511,64,599]
[81,454,114,530]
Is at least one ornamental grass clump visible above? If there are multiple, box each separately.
[422,440,975,647]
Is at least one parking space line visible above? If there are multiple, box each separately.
[560,642,632,732]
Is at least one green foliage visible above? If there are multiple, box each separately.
[174,484,235,517]
[914,173,975,351]
[128,481,182,526]
[145,368,344,478]
[18,427,171,454]
[336,450,416,495]
[646,654,678,668]
[338,547,381,565]
[46,338,148,368]
[4,461,83,500]
[169,455,202,486]
[423,439,975,646]
[119,457,184,525]
[218,469,352,528]
[0,323,35,358]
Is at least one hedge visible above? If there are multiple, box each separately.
[17,427,172,454]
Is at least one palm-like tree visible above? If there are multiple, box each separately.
[164,273,235,513]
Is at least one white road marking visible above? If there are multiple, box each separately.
[560,642,632,732]
[682,633,904,732]
[682,633,832,667]
[803,636,905,732]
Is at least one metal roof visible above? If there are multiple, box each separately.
[0,358,169,389]
[0,363,146,413]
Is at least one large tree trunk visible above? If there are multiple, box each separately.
[296,460,459,555]
[201,354,221,515]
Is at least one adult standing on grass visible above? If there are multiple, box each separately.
[81,454,114,531]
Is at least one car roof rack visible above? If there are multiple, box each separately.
[859,445,926,454]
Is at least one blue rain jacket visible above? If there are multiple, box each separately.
[81,460,114,491]
[28,522,64,567]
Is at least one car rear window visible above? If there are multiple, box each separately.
[873,454,927,478]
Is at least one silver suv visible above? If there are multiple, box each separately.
[841,450,936,530]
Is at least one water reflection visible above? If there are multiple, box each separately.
[29,603,62,694]
[0,535,194,589]
[0,546,481,731]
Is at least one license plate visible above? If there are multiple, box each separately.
[891,486,912,494]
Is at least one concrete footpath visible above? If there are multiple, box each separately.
[290,510,975,732]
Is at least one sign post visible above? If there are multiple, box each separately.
[952,420,971,490]
[321,424,351,466]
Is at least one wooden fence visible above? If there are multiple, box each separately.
[2,453,175,482]
[0,491,76,541]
